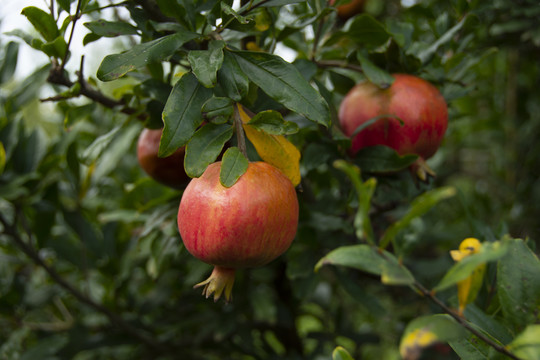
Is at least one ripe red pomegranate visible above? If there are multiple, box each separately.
[177,161,299,301]
[338,74,448,179]
[137,128,189,189]
[330,0,365,20]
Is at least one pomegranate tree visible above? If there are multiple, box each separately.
[137,128,189,189]
[338,73,448,179]
[177,161,299,301]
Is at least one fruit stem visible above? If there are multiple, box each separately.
[233,103,249,158]
[193,266,236,302]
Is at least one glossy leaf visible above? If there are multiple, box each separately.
[248,110,299,135]
[220,147,249,188]
[217,51,249,101]
[239,106,301,186]
[332,346,355,360]
[399,315,466,360]
[83,20,139,37]
[202,97,234,124]
[449,336,491,360]
[21,6,59,42]
[188,40,225,88]
[497,239,540,328]
[315,244,415,286]
[380,187,457,249]
[184,123,233,178]
[356,53,394,88]
[354,146,417,173]
[230,50,330,126]
[434,240,509,292]
[97,32,200,81]
[160,72,213,157]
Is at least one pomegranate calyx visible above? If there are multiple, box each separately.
[411,157,436,183]
[194,266,236,302]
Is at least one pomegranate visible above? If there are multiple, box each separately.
[338,73,448,179]
[177,161,299,301]
[330,0,365,20]
[137,128,189,190]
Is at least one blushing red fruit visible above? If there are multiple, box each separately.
[177,161,299,301]
[338,74,448,179]
[137,128,189,189]
[330,0,365,20]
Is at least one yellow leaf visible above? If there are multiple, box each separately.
[237,105,301,186]
[399,328,438,360]
[450,238,485,314]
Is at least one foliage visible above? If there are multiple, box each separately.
[1,0,539,359]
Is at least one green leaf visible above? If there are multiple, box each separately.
[80,126,121,165]
[449,336,491,360]
[417,15,468,64]
[332,346,355,360]
[315,244,415,286]
[507,325,540,360]
[399,315,466,360]
[354,146,418,173]
[202,97,234,124]
[333,160,376,244]
[40,36,68,58]
[21,6,59,42]
[248,110,299,135]
[230,50,330,126]
[221,2,250,24]
[83,20,139,37]
[434,240,510,292]
[188,40,225,88]
[0,142,5,175]
[0,42,19,83]
[160,72,213,157]
[219,147,249,187]
[345,14,390,48]
[497,239,540,328]
[356,53,394,88]
[217,51,250,101]
[380,186,456,249]
[97,31,200,81]
[184,123,233,178]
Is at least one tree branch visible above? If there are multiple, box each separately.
[413,281,523,360]
[0,211,169,355]
[45,59,146,120]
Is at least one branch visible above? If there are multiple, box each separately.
[61,0,83,70]
[0,211,169,354]
[45,59,146,120]
[413,281,523,360]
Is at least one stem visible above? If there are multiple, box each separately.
[0,211,169,354]
[315,60,364,73]
[61,0,83,70]
[310,16,326,61]
[413,281,523,360]
[234,103,248,158]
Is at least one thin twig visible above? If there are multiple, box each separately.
[413,281,522,360]
[61,0,83,70]
[0,211,169,354]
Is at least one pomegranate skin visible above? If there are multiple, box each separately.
[330,0,365,20]
[177,162,299,269]
[137,128,189,189]
[339,74,448,160]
